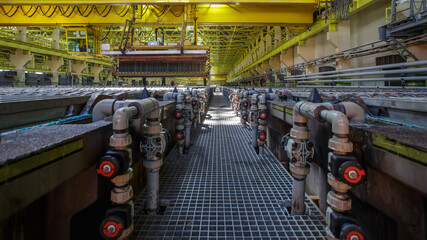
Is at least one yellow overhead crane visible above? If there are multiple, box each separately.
[0,1,316,26]
[0,0,319,78]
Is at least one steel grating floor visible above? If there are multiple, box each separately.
[132,92,326,240]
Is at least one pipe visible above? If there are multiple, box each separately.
[185,125,191,148]
[163,92,177,101]
[320,110,349,135]
[180,5,187,49]
[251,127,257,147]
[250,93,259,149]
[146,168,160,214]
[298,76,427,84]
[340,102,365,122]
[112,106,138,131]
[286,59,427,78]
[284,67,427,83]
[292,178,306,215]
[92,99,126,122]
[286,104,312,215]
[93,98,159,123]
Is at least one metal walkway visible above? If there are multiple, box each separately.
[133,92,326,240]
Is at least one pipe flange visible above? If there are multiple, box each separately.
[111,168,133,187]
[327,173,351,193]
[259,105,267,110]
[143,159,163,169]
[290,128,310,140]
[110,134,132,148]
[258,125,266,131]
[111,185,133,204]
[144,124,163,135]
[313,105,330,121]
[128,102,143,119]
[289,163,310,180]
[258,119,267,125]
[328,138,353,153]
[327,191,351,212]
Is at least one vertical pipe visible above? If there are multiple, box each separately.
[155,28,158,42]
[291,179,306,215]
[161,28,165,45]
[251,126,257,148]
[185,125,191,148]
[180,5,187,48]
[146,168,160,214]
[193,17,198,45]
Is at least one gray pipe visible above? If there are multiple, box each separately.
[287,59,427,78]
[185,125,191,149]
[93,98,159,122]
[146,168,160,214]
[285,67,427,82]
[291,179,306,215]
[298,76,427,84]
[251,126,257,148]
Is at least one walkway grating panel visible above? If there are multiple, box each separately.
[133,92,326,239]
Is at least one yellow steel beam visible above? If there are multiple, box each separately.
[0,37,111,66]
[3,0,316,5]
[0,4,315,26]
[230,0,378,79]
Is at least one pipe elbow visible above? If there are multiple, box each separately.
[341,102,365,122]
[322,110,349,135]
[112,106,138,131]
[92,99,115,122]
[163,92,173,101]
[268,93,279,102]
[177,93,184,103]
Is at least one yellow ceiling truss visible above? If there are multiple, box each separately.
[0,1,318,77]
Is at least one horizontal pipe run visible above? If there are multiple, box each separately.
[297,76,427,84]
[282,68,427,82]
[289,59,427,77]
